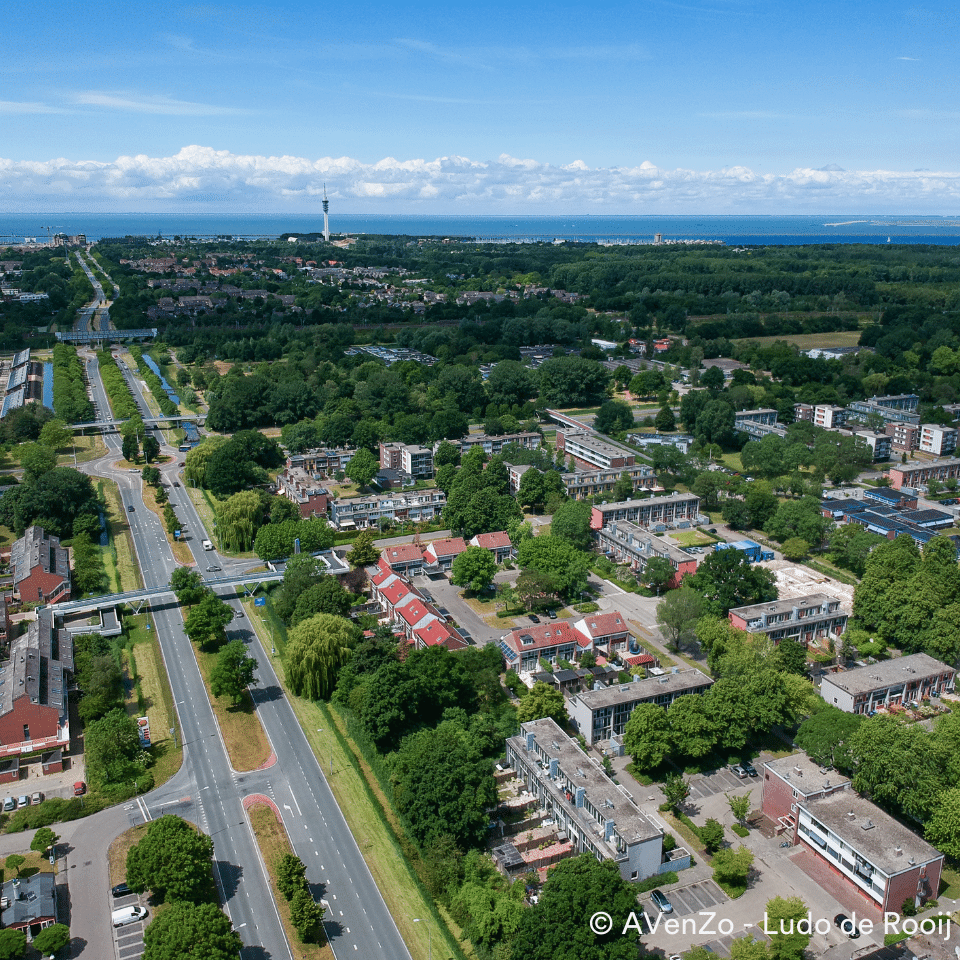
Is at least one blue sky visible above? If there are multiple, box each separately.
[2,0,959,212]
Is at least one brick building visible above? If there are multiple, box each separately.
[595,520,698,590]
[728,593,848,646]
[9,526,71,604]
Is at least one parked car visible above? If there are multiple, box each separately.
[548,610,557,619]
[2,797,15,812]
[528,614,541,624]
[112,882,131,897]
[73,781,86,796]
[650,889,673,914]
[31,791,43,805]
[17,796,29,809]
[743,762,758,777]
[834,914,860,938]
[730,764,748,779]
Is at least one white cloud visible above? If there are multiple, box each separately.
[0,100,61,114]
[1,146,959,213]
[73,92,251,116]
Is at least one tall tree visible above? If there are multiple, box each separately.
[623,703,671,771]
[285,613,357,700]
[451,546,498,594]
[656,587,706,650]
[142,901,242,960]
[126,815,215,903]
[210,638,259,706]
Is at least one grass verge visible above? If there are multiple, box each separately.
[247,804,333,960]
[57,433,107,465]
[123,613,183,787]
[140,482,194,565]
[99,477,143,592]
[939,864,960,899]
[189,641,271,772]
[108,823,149,885]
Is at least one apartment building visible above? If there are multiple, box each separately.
[567,669,714,747]
[10,526,71,605]
[590,492,701,532]
[919,423,958,457]
[728,593,848,645]
[794,404,848,429]
[286,447,356,478]
[819,653,955,715]
[885,421,921,452]
[458,432,542,457]
[595,520,698,590]
[847,395,921,427]
[0,609,73,760]
[562,464,658,501]
[505,718,665,882]
[379,442,434,479]
[836,428,893,462]
[328,489,445,530]
[275,466,329,519]
[556,430,637,471]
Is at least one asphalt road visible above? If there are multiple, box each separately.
[73,252,111,333]
[68,349,413,960]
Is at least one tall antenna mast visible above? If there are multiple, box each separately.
[322,184,330,243]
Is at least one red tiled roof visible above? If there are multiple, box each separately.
[371,565,397,587]
[504,621,580,652]
[384,543,423,565]
[423,537,468,560]
[397,599,432,626]
[414,619,466,650]
[472,531,511,549]
[380,580,412,607]
[623,654,655,667]
[576,611,629,639]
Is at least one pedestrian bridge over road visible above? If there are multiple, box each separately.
[46,570,284,616]
[56,329,158,343]
[68,413,203,431]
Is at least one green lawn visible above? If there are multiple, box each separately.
[668,529,718,547]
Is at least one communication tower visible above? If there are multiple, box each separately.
[322,184,330,242]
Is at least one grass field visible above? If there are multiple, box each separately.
[0,849,57,886]
[247,804,333,960]
[244,618,472,960]
[668,529,718,547]
[59,433,107,464]
[190,639,271,772]
[732,330,865,349]
[123,613,183,787]
[99,478,143,593]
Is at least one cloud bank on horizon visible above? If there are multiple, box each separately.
[2,146,958,214]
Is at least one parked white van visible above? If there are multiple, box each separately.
[112,905,147,927]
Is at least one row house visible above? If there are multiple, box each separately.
[595,520,698,590]
[10,526,70,605]
[590,492,701,532]
[499,621,588,673]
[505,718,665,882]
[555,430,636,472]
[329,489,446,530]
[369,560,466,650]
[275,467,329,519]
[819,653,955,715]
[457,432,542,457]
[422,537,468,573]
[561,464,658,501]
[571,612,631,658]
[567,669,714,746]
[763,754,942,915]
[728,593,848,645]
[469,531,513,564]
[888,456,960,490]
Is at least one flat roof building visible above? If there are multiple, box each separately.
[505,718,665,882]
[590,492,701,532]
[567,669,713,746]
[818,653,955,715]
[728,593,848,646]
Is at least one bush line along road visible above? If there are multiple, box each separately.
[59,349,412,959]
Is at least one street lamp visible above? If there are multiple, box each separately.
[413,917,432,960]
[260,618,275,656]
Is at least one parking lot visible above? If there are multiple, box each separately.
[686,765,759,802]
[111,891,148,960]
[642,879,729,920]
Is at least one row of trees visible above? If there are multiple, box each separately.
[52,343,94,422]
